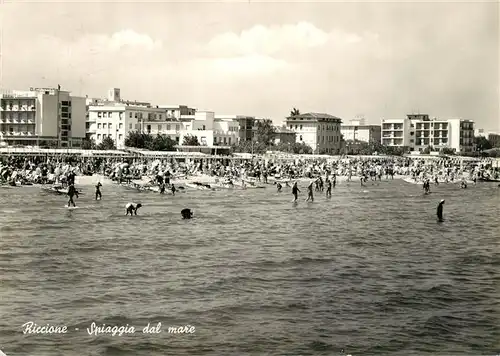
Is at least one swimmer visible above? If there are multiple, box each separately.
[437,199,445,222]
[181,208,193,219]
[95,181,102,200]
[126,203,142,216]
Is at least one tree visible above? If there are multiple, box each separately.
[290,108,300,117]
[440,147,455,155]
[125,131,153,149]
[81,138,96,150]
[474,136,492,151]
[149,134,176,151]
[98,136,116,150]
[255,119,276,146]
[183,134,200,146]
[232,140,267,154]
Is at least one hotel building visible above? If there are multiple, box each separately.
[0,87,86,147]
[381,114,475,153]
[341,118,381,144]
[285,112,343,154]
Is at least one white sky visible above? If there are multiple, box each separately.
[1,0,499,131]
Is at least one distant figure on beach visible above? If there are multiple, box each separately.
[171,184,177,196]
[95,182,102,200]
[126,203,142,216]
[437,199,445,222]
[181,208,193,219]
[67,184,79,207]
[306,181,314,202]
[276,182,282,192]
[292,182,300,202]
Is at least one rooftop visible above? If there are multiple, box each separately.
[286,112,342,121]
[274,126,296,134]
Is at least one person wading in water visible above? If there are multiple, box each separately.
[67,184,79,207]
[437,199,445,222]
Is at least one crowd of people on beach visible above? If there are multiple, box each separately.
[1,153,498,221]
[0,154,498,188]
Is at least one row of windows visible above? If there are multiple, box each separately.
[290,124,339,131]
[97,133,123,141]
[213,137,232,145]
[97,123,123,130]
[146,124,181,132]
[297,135,340,143]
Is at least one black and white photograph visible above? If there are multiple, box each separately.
[0,0,499,355]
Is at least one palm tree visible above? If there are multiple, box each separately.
[290,108,300,117]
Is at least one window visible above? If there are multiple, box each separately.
[175,137,179,143]
[176,125,180,131]
[97,112,102,118]
[214,137,217,143]
[295,125,298,129]
[119,123,123,129]
[147,125,151,133]
[97,134,101,139]
[224,137,227,144]
[129,112,132,118]
[167,124,171,130]
[119,112,123,119]
[300,125,303,130]
[158,124,162,131]
[202,125,206,130]
[300,135,302,141]
[97,123,101,129]
[129,123,132,129]
[108,123,112,129]
[228,137,231,145]
[61,101,69,106]
[108,134,112,138]
[119,134,123,140]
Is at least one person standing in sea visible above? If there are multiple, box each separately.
[292,182,300,202]
[306,181,314,202]
[95,182,102,200]
[67,184,79,207]
[437,199,445,222]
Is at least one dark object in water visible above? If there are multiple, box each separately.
[181,208,193,219]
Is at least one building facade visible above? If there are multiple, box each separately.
[381,118,412,147]
[285,112,343,154]
[0,87,86,147]
[381,114,475,153]
[273,126,296,144]
[341,118,381,144]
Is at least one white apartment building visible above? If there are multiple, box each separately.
[89,103,172,148]
[381,118,412,147]
[142,111,239,146]
[285,112,343,154]
[381,114,475,153]
[341,118,381,144]
[0,87,86,147]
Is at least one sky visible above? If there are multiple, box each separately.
[0,0,499,131]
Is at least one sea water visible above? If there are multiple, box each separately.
[0,181,499,355]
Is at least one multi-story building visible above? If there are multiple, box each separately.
[285,112,343,154]
[341,118,381,144]
[273,126,296,144]
[382,114,475,153]
[381,118,412,147]
[0,87,86,147]
[215,115,257,142]
[89,102,173,148]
